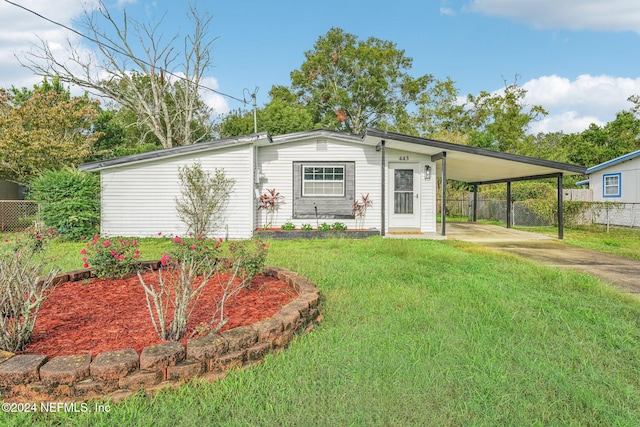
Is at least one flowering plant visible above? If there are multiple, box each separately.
[225,239,269,288]
[257,188,284,228]
[352,193,373,229]
[81,234,141,278]
[163,234,223,273]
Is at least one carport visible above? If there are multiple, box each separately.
[365,129,587,239]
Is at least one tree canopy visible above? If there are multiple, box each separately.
[0,79,100,184]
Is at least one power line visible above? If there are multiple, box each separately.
[4,0,250,105]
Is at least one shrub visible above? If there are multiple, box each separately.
[280,222,296,230]
[165,234,223,273]
[301,223,313,231]
[318,222,331,231]
[331,222,347,231]
[225,239,269,288]
[29,167,100,241]
[138,254,218,342]
[138,237,269,342]
[0,233,59,352]
[176,162,235,237]
[81,235,141,278]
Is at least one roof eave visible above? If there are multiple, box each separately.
[364,128,587,175]
[585,149,640,174]
[79,132,270,172]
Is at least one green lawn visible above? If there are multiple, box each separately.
[3,237,640,426]
[518,225,640,261]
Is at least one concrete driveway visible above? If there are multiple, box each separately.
[445,223,640,297]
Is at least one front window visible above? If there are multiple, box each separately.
[303,165,345,196]
[603,173,621,197]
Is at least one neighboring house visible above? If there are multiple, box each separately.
[79,128,585,239]
[0,180,21,200]
[576,149,640,228]
[576,149,640,203]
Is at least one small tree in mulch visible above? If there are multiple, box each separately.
[0,232,59,352]
[137,236,268,342]
[175,162,235,237]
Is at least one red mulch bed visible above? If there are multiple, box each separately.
[21,271,297,358]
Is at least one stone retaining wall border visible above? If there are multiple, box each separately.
[0,266,321,402]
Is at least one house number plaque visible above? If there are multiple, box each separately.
[399,156,409,161]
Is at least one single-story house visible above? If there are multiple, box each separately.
[79,128,586,239]
[576,149,640,203]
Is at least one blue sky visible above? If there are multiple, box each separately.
[2,0,640,134]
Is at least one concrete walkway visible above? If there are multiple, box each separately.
[444,223,640,297]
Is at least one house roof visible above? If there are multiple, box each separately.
[79,128,586,183]
[585,149,640,174]
[79,132,271,172]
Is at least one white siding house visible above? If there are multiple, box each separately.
[576,150,640,228]
[580,150,640,203]
[79,129,585,239]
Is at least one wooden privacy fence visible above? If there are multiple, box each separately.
[0,201,39,232]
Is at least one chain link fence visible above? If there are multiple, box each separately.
[0,201,40,232]
[440,196,640,229]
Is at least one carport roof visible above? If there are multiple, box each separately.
[364,128,586,184]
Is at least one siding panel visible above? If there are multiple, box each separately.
[100,145,253,238]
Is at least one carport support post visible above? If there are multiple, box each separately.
[472,185,478,222]
[431,152,447,236]
[506,181,512,228]
[377,140,386,236]
[557,173,564,240]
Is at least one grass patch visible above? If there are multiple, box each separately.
[518,225,640,261]
[4,237,640,425]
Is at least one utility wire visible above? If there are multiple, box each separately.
[4,0,250,105]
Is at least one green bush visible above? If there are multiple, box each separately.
[280,222,296,230]
[331,222,347,231]
[29,168,100,240]
[81,235,141,278]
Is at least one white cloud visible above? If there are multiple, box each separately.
[521,74,640,133]
[465,0,640,33]
[0,0,98,90]
[199,77,230,116]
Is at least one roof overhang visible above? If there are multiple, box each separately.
[79,132,271,172]
[364,128,586,184]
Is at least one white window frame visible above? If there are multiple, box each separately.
[302,164,345,197]
[603,173,621,198]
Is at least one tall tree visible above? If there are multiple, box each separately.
[463,80,547,153]
[286,27,446,134]
[22,2,215,149]
[0,85,99,184]
[216,86,314,137]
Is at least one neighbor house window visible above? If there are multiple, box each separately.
[603,173,621,198]
[302,165,345,196]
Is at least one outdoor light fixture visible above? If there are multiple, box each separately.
[424,164,432,180]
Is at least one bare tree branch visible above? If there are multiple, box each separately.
[19,1,216,149]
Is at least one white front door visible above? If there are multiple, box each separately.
[389,163,420,229]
